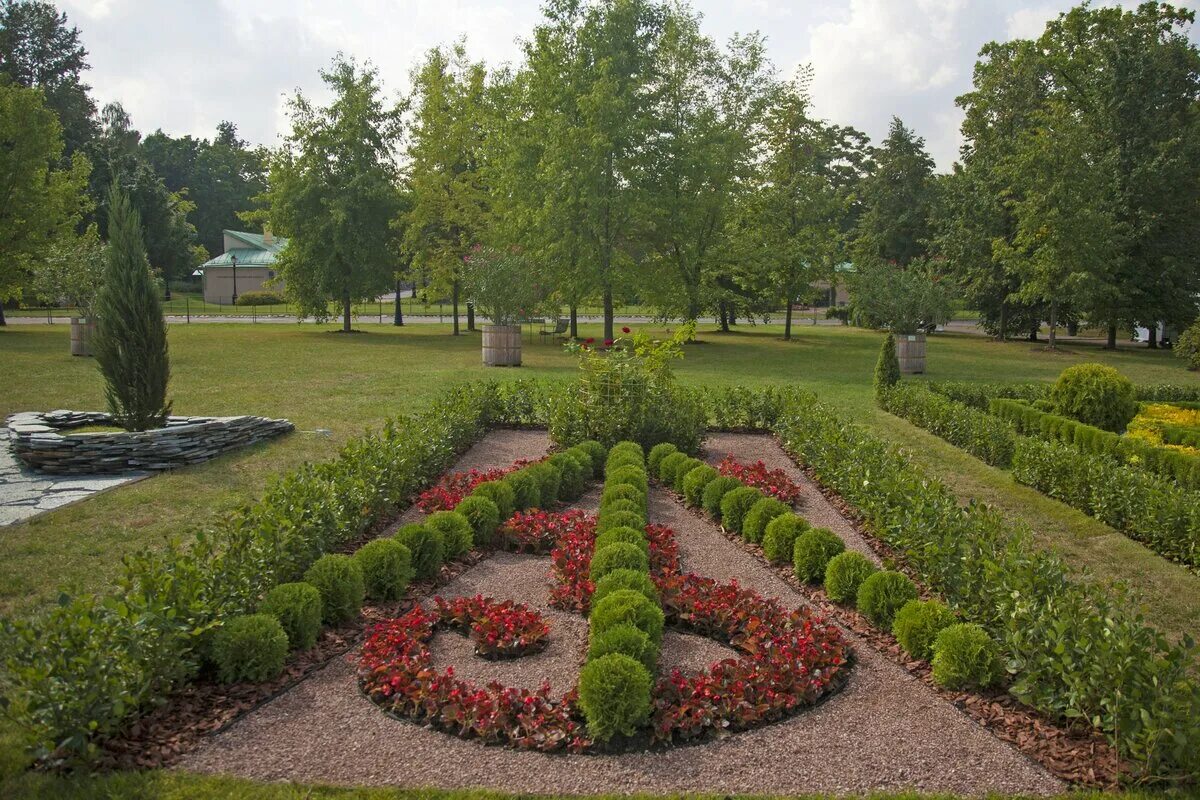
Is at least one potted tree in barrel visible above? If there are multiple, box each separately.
[31,226,107,356]
[461,245,538,366]
[850,258,952,374]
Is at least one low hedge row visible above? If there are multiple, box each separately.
[929,380,1200,409]
[761,389,1200,783]
[879,383,1016,467]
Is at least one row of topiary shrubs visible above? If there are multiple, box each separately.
[929,380,1200,410]
[577,441,665,743]
[878,383,1017,467]
[653,440,1001,692]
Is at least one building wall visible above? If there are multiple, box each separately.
[202,267,281,304]
[810,279,850,307]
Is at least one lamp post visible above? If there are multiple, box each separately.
[230,253,238,306]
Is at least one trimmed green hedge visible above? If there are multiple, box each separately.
[879,383,1016,467]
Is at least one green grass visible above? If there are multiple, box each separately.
[1,320,1197,797]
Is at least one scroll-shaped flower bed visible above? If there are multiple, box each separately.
[359,508,851,752]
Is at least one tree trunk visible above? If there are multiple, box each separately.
[1105,323,1117,350]
[0,303,7,326]
[998,304,1007,341]
[342,289,352,333]
[783,301,793,341]
[1148,325,1158,349]
[451,280,460,336]
[603,288,614,342]
[718,302,730,332]
[393,280,404,326]
[1047,300,1058,349]
[467,302,476,332]
[569,305,578,339]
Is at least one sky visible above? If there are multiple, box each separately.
[57,0,1199,171]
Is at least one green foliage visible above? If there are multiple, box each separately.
[670,457,705,493]
[575,440,608,475]
[741,497,790,543]
[606,464,648,494]
[234,290,285,306]
[892,599,956,661]
[792,527,845,583]
[701,476,742,518]
[587,623,657,673]
[681,464,719,507]
[303,554,365,624]
[880,383,1016,467]
[91,185,172,431]
[598,499,641,518]
[647,442,679,474]
[851,258,951,334]
[589,588,664,646]
[931,623,1000,689]
[594,526,649,557]
[1176,320,1200,370]
[503,469,540,511]
[549,452,587,500]
[259,582,322,651]
[763,514,809,564]
[528,461,562,506]
[596,510,645,535]
[601,483,645,511]
[352,539,414,602]
[589,543,650,584]
[424,511,474,559]
[592,569,659,608]
[928,381,1050,409]
[461,246,539,326]
[210,614,288,685]
[823,550,877,603]
[657,451,689,484]
[565,445,597,479]
[393,524,444,581]
[718,486,764,534]
[874,333,900,397]
[1051,363,1138,433]
[856,570,919,628]
[470,480,514,522]
[454,495,501,547]
[577,653,653,742]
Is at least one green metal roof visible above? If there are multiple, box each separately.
[198,230,288,270]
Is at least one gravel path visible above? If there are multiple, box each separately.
[178,431,1062,796]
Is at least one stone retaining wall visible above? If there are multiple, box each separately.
[6,410,295,474]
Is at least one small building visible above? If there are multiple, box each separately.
[196,230,287,304]
[810,262,855,307]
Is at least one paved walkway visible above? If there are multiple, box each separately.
[0,430,144,526]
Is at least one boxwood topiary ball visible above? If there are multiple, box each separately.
[892,599,956,661]
[657,451,689,484]
[647,442,678,475]
[259,582,322,651]
[856,570,919,628]
[670,457,705,493]
[393,523,445,581]
[503,469,541,511]
[471,480,515,521]
[596,509,646,535]
[454,495,500,547]
[1050,363,1138,433]
[606,464,648,493]
[589,588,664,645]
[762,514,809,564]
[719,486,763,534]
[588,622,657,673]
[352,538,415,602]
[565,446,596,479]
[701,476,742,518]
[550,452,586,500]
[424,510,474,559]
[823,550,878,604]
[578,653,653,742]
[594,526,649,556]
[592,568,659,608]
[601,483,645,511]
[211,613,289,684]
[598,498,641,517]
[576,440,608,475]
[589,543,650,583]
[793,527,845,583]
[741,497,790,543]
[529,461,562,506]
[931,623,1000,689]
[303,554,365,624]
[681,465,719,507]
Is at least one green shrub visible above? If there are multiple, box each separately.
[681,465,719,507]
[529,461,562,506]
[596,510,645,534]
[234,289,285,306]
[607,464,648,493]
[393,524,444,581]
[259,582,322,651]
[719,486,763,534]
[892,599,956,661]
[1175,320,1200,371]
[565,446,596,479]
[657,451,689,484]
[741,497,789,543]
[587,623,657,673]
[823,550,877,603]
[647,442,678,474]
[578,653,652,741]
[931,623,1000,689]
[701,476,741,518]
[594,526,649,556]
[670,457,705,493]
[471,480,515,522]
[856,570,919,628]
[762,514,809,564]
[424,510,474,559]
[353,538,414,602]
[874,332,900,399]
[589,588,664,645]
[550,452,586,500]
[592,568,659,608]
[303,554,365,624]
[793,527,844,583]
[601,483,645,510]
[211,613,289,684]
[576,440,608,475]
[503,469,541,511]
[608,440,644,459]
[606,443,644,473]
[1050,363,1138,432]
[880,383,1016,467]
[589,543,650,583]
[598,498,641,517]
[454,495,501,547]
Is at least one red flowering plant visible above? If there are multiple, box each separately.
[434,594,550,659]
[548,514,598,612]
[717,456,803,504]
[417,458,540,513]
[500,508,591,554]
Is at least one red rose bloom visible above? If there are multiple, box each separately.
[585,337,595,344]
[603,338,614,346]
[621,326,631,334]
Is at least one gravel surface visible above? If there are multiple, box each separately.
[178,431,1061,796]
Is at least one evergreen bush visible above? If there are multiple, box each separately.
[577,653,652,741]
[823,550,877,603]
[259,582,322,651]
[353,538,414,602]
[393,524,444,581]
[741,497,790,543]
[302,554,365,624]
[892,599,956,661]
[454,495,500,546]
[424,510,474,558]
[931,623,1000,689]
[701,476,742,518]
[856,570,919,628]
[211,614,289,684]
[793,527,844,583]
[762,514,809,564]
[719,486,764,534]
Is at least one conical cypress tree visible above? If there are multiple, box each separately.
[91,185,171,431]
[874,333,900,399]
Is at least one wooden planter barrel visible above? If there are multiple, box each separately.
[482,324,522,367]
[69,317,95,357]
[895,332,926,374]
